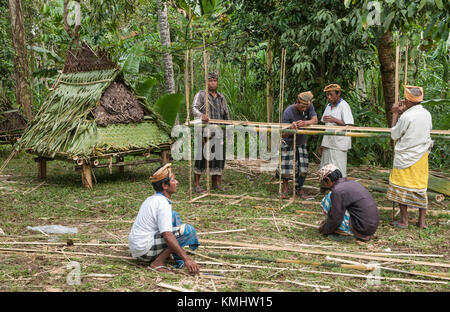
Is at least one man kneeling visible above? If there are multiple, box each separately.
[128,163,200,274]
[318,164,379,241]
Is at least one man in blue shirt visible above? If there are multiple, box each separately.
[276,91,318,198]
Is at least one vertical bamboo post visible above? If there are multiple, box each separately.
[392,42,400,221]
[292,134,296,201]
[404,41,408,86]
[185,48,192,201]
[278,48,286,210]
[203,36,210,195]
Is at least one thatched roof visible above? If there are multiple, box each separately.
[17,45,171,159]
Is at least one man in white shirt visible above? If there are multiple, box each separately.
[128,163,200,274]
[319,83,354,181]
[387,86,432,229]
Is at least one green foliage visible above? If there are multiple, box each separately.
[153,93,185,128]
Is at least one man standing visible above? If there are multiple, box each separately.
[386,86,432,229]
[319,83,354,179]
[128,163,200,274]
[276,91,318,198]
[318,164,379,242]
[192,72,230,193]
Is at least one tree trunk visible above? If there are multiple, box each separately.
[8,0,33,121]
[157,0,175,95]
[378,31,395,127]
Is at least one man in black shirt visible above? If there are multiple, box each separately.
[318,164,379,241]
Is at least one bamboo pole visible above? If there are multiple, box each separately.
[203,36,210,196]
[404,40,408,86]
[198,239,450,268]
[186,121,450,139]
[292,133,296,201]
[185,48,192,201]
[207,252,374,272]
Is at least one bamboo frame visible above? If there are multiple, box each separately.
[203,36,211,196]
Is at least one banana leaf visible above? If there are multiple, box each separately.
[153,93,184,128]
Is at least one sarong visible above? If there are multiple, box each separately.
[137,211,199,268]
[194,137,226,176]
[386,152,428,209]
[320,192,353,235]
[320,147,347,177]
[275,142,309,190]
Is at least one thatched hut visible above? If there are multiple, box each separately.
[18,43,172,189]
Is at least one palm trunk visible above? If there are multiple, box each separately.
[378,31,395,127]
[8,0,33,121]
[157,0,175,95]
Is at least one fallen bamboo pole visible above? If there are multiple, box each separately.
[196,260,448,285]
[207,252,374,272]
[327,256,450,280]
[0,247,134,260]
[198,239,450,268]
[197,229,246,235]
[157,283,194,292]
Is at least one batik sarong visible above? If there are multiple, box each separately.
[320,192,353,235]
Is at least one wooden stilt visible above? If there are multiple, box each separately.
[160,150,170,165]
[116,156,124,175]
[81,163,93,189]
[36,157,47,180]
[292,133,296,201]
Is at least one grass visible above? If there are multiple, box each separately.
[0,145,449,292]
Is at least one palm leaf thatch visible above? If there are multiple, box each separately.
[17,66,171,160]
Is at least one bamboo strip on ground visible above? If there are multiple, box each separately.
[157,283,194,292]
[0,247,133,260]
[198,239,450,268]
[196,260,447,285]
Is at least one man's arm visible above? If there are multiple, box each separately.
[319,191,346,235]
[161,231,200,274]
[192,92,209,122]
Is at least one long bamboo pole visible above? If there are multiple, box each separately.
[207,252,373,272]
[203,36,210,195]
[186,120,450,138]
[185,48,192,201]
[199,239,450,268]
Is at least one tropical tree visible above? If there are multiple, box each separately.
[8,0,32,120]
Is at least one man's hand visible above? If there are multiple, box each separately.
[201,114,209,122]
[289,121,297,129]
[392,100,406,115]
[184,257,200,275]
[323,115,336,123]
[295,120,307,127]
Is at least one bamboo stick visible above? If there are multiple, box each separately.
[157,283,194,292]
[198,239,450,268]
[207,252,373,272]
[185,48,192,202]
[197,261,447,285]
[197,229,246,235]
[203,36,210,196]
[0,247,133,260]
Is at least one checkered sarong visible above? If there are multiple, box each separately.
[137,211,199,266]
[275,142,309,190]
[386,183,428,209]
